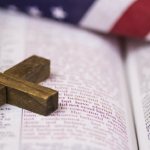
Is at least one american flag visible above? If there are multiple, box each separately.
[0,0,150,40]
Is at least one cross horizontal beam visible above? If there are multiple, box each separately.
[0,55,58,116]
[0,72,58,116]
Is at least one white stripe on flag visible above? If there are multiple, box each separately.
[145,32,150,41]
[79,0,136,33]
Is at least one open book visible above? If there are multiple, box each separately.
[0,9,149,150]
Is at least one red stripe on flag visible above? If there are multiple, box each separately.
[110,0,150,38]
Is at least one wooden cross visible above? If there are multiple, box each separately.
[0,55,58,116]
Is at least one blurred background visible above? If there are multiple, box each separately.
[0,0,150,40]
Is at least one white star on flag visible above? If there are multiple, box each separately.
[51,7,67,20]
[8,5,18,11]
[27,6,42,17]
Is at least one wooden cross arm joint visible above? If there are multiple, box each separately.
[0,55,58,116]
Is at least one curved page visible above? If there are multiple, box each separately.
[126,39,150,150]
[0,9,137,150]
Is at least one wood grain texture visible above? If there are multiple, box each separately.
[4,55,50,83]
[0,72,58,116]
[0,85,6,106]
[0,55,51,108]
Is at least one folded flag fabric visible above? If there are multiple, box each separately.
[0,0,150,40]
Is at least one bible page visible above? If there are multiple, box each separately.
[126,39,150,150]
[0,9,137,150]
